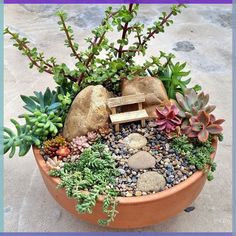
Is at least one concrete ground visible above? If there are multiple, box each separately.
[3,4,232,232]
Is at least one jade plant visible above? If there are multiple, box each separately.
[3,3,225,226]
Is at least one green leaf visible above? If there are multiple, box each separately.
[20,95,37,110]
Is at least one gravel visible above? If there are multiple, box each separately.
[102,121,196,197]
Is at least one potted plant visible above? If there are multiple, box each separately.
[3,4,224,228]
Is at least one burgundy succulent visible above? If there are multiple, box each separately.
[155,105,182,133]
[181,110,224,142]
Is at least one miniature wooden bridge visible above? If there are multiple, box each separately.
[107,93,149,132]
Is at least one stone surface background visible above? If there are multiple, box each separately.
[4,4,232,232]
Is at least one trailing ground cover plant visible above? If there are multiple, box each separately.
[50,143,119,225]
[3,3,225,226]
[171,135,216,181]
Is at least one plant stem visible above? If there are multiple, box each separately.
[77,11,118,85]
[141,4,183,47]
[59,15,82,62]
[118,4,133,58]
[5,29,78,83]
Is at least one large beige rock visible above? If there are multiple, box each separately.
[63,85,111,140]
[127,151,156,170]
[121,77,169,117]
[137,172,166,192]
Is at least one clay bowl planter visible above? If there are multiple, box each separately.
[33,139,217,229]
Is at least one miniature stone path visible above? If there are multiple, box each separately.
[125,132,166,192]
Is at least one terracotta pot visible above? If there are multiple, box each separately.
[33,140,217,229]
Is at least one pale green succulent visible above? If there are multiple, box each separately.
[176,88,216,118]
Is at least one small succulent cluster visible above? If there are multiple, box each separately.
[42,135,69,158]
[24,111,63,139]
[175,88,216,118]
[155,105,182,133]
[98,123,111,137]
[155,88,224,142]
[46,156,64,171]
[181,111,224,142]
[70,136,90,155]
[87,131,98,144]
[69,131,99,156]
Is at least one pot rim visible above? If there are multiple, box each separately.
[33,138,217,205]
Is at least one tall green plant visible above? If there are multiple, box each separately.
[4,4,188,93]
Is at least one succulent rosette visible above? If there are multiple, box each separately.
[155,105,182,133]
[181,111,224,142]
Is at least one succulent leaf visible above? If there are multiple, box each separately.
[198,128,209,143]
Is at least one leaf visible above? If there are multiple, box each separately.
[176,92,190,111]
[213,118,225,125]
[197,111,210,126]
[47,102,61,112]
[20,95,37,110]
[11,119,23,136]
[207,124,223,134]
[198,128,209,142]
[205,105,216,114]
[44,88,52,106]
[9,145,16,158]
[19,143,31,156]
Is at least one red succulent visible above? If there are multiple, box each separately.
[155,105,182,133]
[56,146,71,159]
[181,110,224,142]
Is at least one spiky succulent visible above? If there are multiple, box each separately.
[56,146,71,159]
[42,135,68,157]
[70,136,90,155]
[20,88,61,114]
[155,105,182,133]
[175,88,216,118]
[181,111,224,142]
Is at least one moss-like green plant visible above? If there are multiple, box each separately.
[49,143,119,225]
[171,135,217,181]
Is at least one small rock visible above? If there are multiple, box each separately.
[126,191,133,197]
[137,171,166,192]
[155,155,162,163]
[135,190,142,196]
[118,168,126,175]
[128,151,156,169]
[184,206,195,212]
[132,176,137,183]
[124,133,147,149]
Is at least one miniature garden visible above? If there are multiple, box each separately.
[4,4,224,226]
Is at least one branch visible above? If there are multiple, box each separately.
[6,30,53,74]
[118,4,134,58]
[5,28,78,83]
[58,15,82,62]
[141,4,184,47]
[77,11,118,84]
